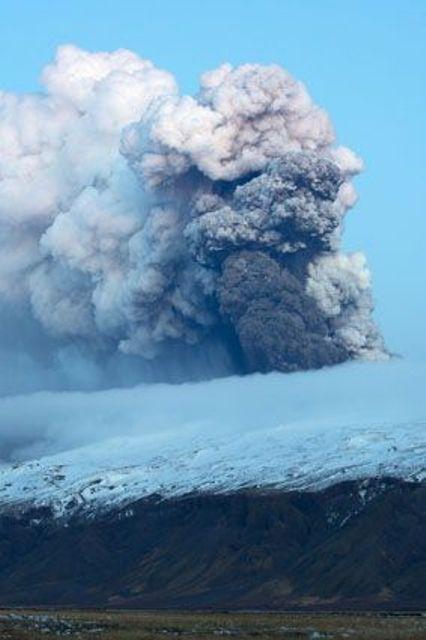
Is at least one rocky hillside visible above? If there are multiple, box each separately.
[0,477,425,610]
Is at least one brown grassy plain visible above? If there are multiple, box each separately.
[1,609,426,640]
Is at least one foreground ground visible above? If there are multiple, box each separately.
[0,610,425,640]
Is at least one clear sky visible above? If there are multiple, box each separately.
[0,0,425,359]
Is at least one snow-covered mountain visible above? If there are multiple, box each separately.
[1,366,425,610]
[1,417,425,519]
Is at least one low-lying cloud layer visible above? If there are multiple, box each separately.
[0,45,386,384]
[0,360,424,463]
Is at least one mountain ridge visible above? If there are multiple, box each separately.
[1,417,425,609]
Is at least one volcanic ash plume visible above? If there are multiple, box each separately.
[0,46,387,379]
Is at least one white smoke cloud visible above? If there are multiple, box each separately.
[0,45,181,354]
[122,63,335,186]
[306,252,386,359]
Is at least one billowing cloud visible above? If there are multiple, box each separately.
[0,46,386,383]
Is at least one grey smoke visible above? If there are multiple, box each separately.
[218,251,348,373]
[186,152,345,263]
[0,46,387,387]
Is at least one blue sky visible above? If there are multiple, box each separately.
[0,0,425,358]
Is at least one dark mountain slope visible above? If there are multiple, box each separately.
[0,478,424,610]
